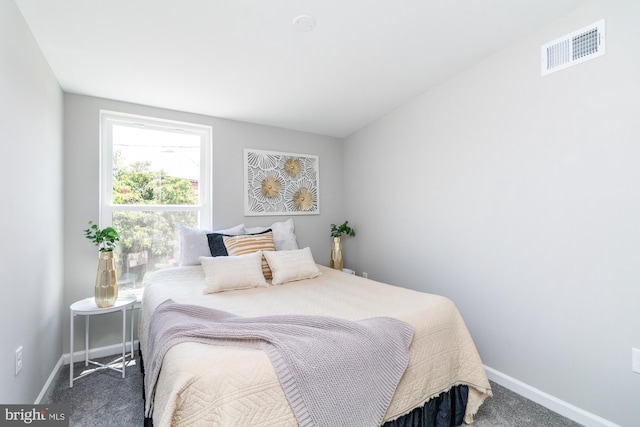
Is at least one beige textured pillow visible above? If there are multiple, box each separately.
[263,247,321,285]
[200,252,268,293]
[223,231,276,279]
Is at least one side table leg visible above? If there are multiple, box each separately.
[130,305,135,359]
[122,307,126,378]
[70,310,74,388]
[85,316,89,366]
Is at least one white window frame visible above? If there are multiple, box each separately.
[99,110,212,230]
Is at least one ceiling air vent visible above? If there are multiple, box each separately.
[541,19,605,76]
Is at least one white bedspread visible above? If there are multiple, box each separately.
[139,265,492,427]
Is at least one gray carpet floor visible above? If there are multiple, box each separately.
[44,352,583,426]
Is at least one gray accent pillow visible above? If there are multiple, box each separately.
[244,218,298,251]
[178,223,244,266]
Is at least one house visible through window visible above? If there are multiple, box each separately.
[100,111,212,296]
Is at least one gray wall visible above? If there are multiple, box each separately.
[343,1,639,426]
[63,94,344,352]
[0,0,64,404]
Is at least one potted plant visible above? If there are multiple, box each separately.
[329,221,355,270]
[84,221,120,307]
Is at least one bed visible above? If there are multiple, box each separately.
[138,250,492,427]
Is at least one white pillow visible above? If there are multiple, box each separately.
[200,251,268,293]
[245,218,298,251]
[263,247,321,285]
[179,223,245,266]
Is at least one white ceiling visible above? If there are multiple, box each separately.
[15,0,585,138]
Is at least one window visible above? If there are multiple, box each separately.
[100,111,212,295]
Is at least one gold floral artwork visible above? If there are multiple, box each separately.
[293,187,314,211]
[284,157,301,177]
[245,149,319,215]
[261,176,281,198]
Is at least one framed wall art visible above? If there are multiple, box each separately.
[244,148,319,216]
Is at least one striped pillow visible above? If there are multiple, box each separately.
[223,231,276,279]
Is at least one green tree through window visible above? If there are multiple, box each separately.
[112,158,198,287]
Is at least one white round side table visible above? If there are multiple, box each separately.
[69,295,136,387]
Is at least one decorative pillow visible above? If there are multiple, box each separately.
[245,218,298,251]
[178,223,244,266]
[200,251,268,293]
[223,231,276,280]
[207,229,272,257]
[263,247,321,285]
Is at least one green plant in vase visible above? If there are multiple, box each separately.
[330,221,355,270]
[84,221,120,308]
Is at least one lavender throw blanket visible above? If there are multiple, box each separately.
[145,300,414,427]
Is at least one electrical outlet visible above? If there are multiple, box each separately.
[15,346,23,376]
[362,272,368,279]
[633,348,640,374]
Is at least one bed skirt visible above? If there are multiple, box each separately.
[141,349,468,427]
[383,386,468,427]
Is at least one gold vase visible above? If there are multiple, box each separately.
[95,251,118,308]
[330,237,343,270]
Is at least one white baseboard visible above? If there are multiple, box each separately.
[484,365,619,427]
[34,355,64,404]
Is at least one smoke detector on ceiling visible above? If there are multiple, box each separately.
[292,15,316,32]
[541,19,605,76]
